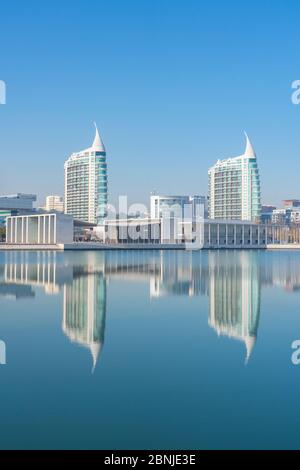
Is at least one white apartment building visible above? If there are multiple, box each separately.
[45,195,64,213]
[64,124,108,224]
[208,133,261,221]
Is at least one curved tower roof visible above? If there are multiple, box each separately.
[78,123,106,154]
[92,122,106,153]
[244,132,256,158]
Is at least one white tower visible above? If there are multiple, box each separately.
[64,124,108,224]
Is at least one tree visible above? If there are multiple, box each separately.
[0,226,6,242]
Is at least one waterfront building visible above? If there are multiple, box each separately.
[45,195,64,213]
[6,213,73,245]
[64,124,108,224]
[103,217,267,249]
[150,195,207,220]
[0,194,37,227]
[208,133,261,221]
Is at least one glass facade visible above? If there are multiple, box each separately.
[208,149,261,222]
[64,129,108,224]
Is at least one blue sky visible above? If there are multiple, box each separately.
[0,0,300,207]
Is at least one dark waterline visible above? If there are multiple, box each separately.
[0,249,299,450]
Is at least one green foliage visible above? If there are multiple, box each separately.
[0,226,6,242]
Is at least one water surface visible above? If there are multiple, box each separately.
[0,249,299,450]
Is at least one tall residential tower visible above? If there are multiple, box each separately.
[64,124,108,224]
[208,133,261,221]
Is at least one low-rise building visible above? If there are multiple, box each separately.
[261,205,276,224]
[272,208,300,225]
[6,213,73,245]
[0,194,37,227]
[282,199,300,209]
[45,195,64,213]
[102,217,267,249]
[150,195,207,220]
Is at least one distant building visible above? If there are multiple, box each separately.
[272,208,300,225]
[64,124,108,224]
[0,193,36,227]
[282,199,300,208]
[261,205,276,224]
[45,195,64,213]
[208,133,261,221]
[262,205,276,213]
[0,194,36,210]
[150,195,207,220]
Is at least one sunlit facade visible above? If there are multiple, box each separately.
[64,124,108,224]
[208,133,261,221]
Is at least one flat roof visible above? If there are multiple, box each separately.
[0,194,37,200]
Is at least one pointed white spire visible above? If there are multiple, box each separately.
[244,131,256,158]
[92,122,106,153]
[90,342,101,374]
[73,123,106,155]
[244,335,256,365]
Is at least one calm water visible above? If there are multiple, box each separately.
[0,249,300,449]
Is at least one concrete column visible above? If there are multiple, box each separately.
[14,218,17,243]
[43,216,46,244]
[26,218,29,244]
[48,215,52,244]
[8,218,11,243]
[23,217,26,244]
[279,226,282,245]
[14,218,18,244]
[11,218,16,243]
[53,215,57,244]
[38,217,40,244]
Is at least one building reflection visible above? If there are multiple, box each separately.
[63,269,106,372]
[208,251,260,362]
[0,251,73,295]
[2,249,300,366]
[149,252,208,298]
[1,251,106,371]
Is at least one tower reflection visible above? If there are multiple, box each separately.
[62,269,106,372]
[208,251,260,362]
[3,249,300,366]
